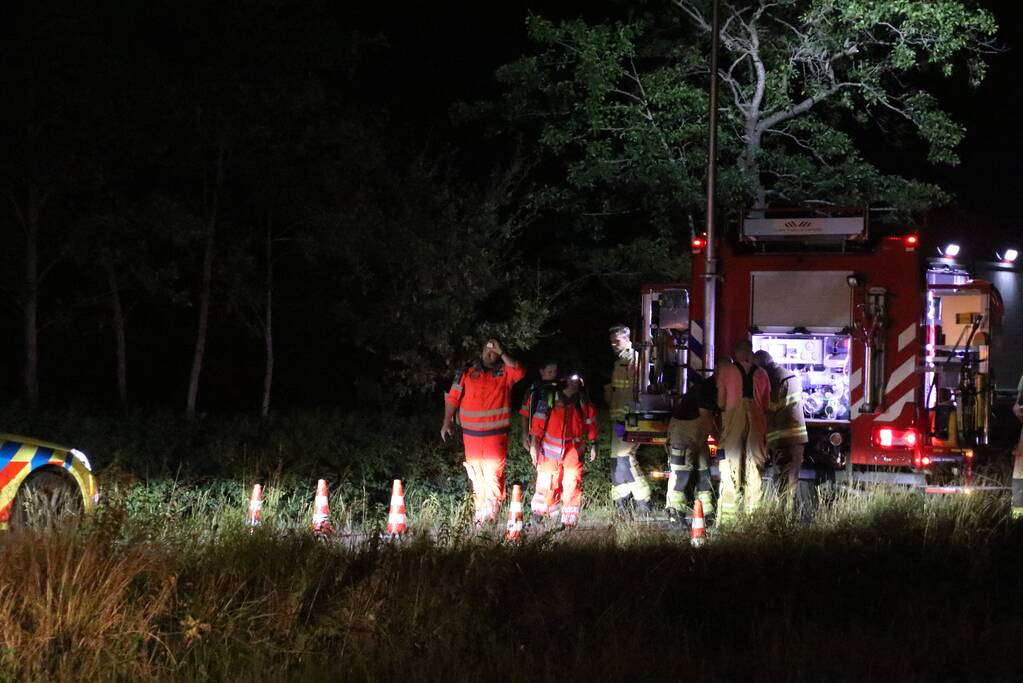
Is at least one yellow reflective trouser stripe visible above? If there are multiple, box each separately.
[768,426,808,441]
[611,456,651,502]
[611,380,630,388]
[697,490,715,515]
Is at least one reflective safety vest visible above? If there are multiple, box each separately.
[445,361,525,437]
[765,367,808,447]
[607,347,637,422]
[519,380,559,419]
[531,401,598,461]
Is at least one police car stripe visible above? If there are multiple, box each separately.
[0,440,21,464]
[30,447,54,471]
[0,461,28,490]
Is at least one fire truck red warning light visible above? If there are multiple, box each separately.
[872,426,919,449]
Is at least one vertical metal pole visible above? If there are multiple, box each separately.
[703,0,721,374]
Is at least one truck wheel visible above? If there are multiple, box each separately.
[8,469,84,531]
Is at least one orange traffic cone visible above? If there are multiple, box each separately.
[690,499,706,547]
[386,479,407,536]
[312,479,332,537]
[505,484,524,541]
[247,484,263,532]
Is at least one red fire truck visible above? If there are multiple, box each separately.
[624,210,1002,490]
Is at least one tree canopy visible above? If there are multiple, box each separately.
[497,0,999,217]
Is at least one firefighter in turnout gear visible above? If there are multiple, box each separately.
[442,339,525,525]
[529,375,598,527]
[665,373,718,524]
[519,360,559,452]
[754,350,808,508]
[605,325,652,515]
[716,340,770,525]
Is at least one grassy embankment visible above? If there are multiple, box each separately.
[2,407,1022,680]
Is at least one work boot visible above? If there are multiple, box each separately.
[634,499,652,519]
[614,497,631,519]
[665,506,678,523]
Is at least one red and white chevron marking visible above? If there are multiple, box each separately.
[849,323,918,423]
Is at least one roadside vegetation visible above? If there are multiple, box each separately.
[2,486,1021,681]
[2,407,1022,681]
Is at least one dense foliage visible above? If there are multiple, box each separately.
[496,0,998,214]
[0,0,1001,415]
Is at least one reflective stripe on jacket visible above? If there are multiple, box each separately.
[445,361,525,436]
[608,348,637,421]
[765,367,808,447]
[531,402,598,461]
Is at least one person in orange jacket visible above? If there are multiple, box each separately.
[528,374,598,527]
[519,359,559,452]
[441,339,525,525]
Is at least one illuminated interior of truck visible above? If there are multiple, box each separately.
[751,333,852,423]
[924,266,995,446]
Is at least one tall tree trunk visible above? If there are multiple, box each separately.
[23,194,40,408]
[261,216,273,418]
[185,147,223,419]
[740,122,767,209]
[106,264,128,408]
[185,227,214,419]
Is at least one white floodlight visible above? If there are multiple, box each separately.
[943,243,960,257]
[1003,248,1018,263]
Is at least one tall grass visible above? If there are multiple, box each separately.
[3,406,1021,679]
[2,487,1022,681]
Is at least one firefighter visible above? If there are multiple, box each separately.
[665,373,718,524]
[716,339,770,525]
[1012,373,1023,520]
[754,350,808,509]
[529,374,598,527]
[604,325,653,516]
[519,359,559,452]
[441,339,525,525]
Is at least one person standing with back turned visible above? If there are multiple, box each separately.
[716,339,770,526]
[754,350,808,511]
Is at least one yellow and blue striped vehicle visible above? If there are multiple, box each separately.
[0,433,98,531]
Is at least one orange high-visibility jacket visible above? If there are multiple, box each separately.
[531,401,598,461]
[445,361,525,437]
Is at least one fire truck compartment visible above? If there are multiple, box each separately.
[752,333,852,422]
[750,270,854,330]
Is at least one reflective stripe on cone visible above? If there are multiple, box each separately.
[247,484,263,532]
[312,479,332,537]
[506,484,524,540]
[690,499,706,547]
[386,479,407,535]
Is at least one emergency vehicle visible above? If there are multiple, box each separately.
[623,209,1003,490]
[0,433,98,530]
